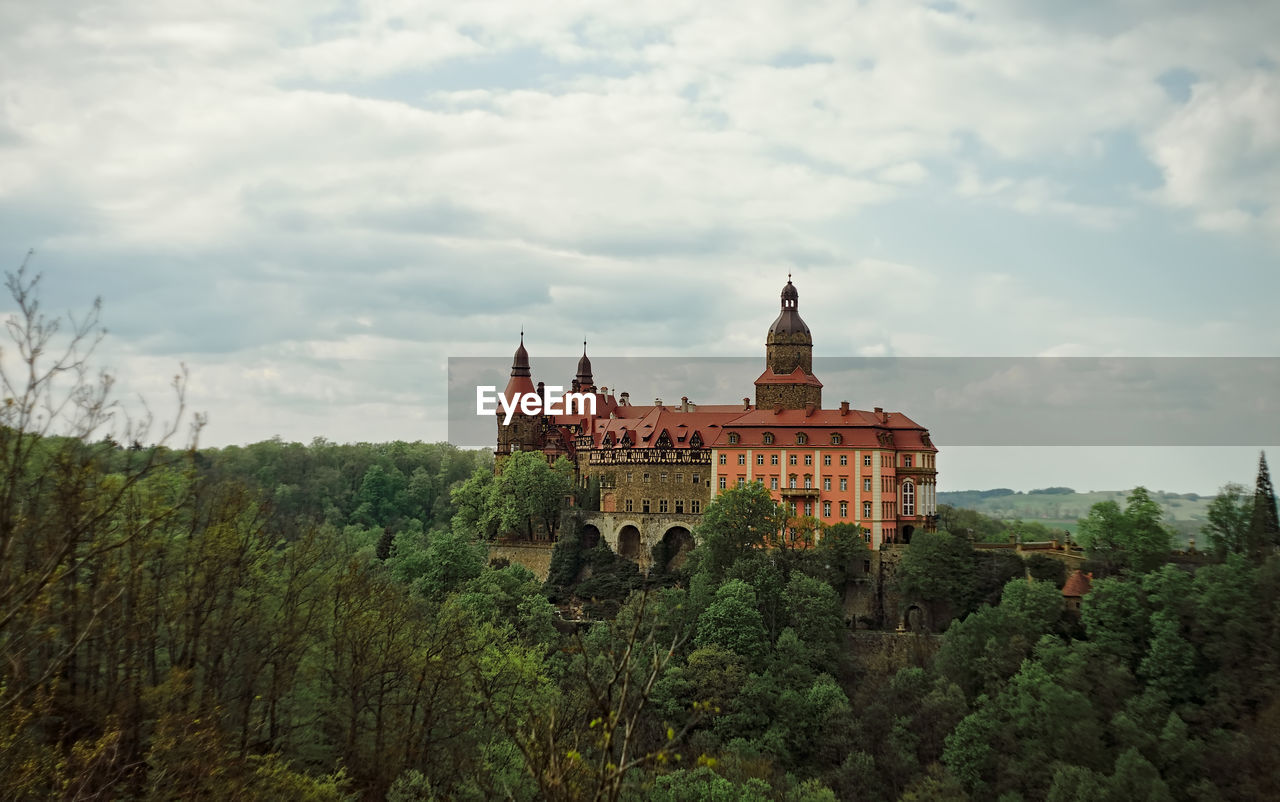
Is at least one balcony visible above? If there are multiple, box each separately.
[779,487,819,498]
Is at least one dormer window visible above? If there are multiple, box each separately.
[727,432,739,445]
[830,433,842,445]
[796,432,808,445]
[762,432,774,445]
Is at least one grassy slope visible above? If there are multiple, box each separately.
[938,489,1210,545]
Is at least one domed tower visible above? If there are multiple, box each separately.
[496,332,543,461]
[755,277,823,409]
[575,341,595,393]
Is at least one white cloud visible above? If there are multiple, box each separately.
[1147,70,1280,233]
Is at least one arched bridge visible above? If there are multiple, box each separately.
[581,512,700,573]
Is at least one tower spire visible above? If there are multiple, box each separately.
[576,337,595,391]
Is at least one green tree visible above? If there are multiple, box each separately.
[1076,488,1173,574]
[695,580,769,667]
[1203,482,1251,558]
[691,483,787,582]
[1248,451,1280,558]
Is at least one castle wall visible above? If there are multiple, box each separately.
[487,543,555,581]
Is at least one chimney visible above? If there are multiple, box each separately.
[840,401,849,416]
[600,386,608,395]
[537,381,546,401]
[655,397,663,407]
[804,402,815,417]
[874,406,883,415]
[620,391,630,406]
[681,396,689,412]
[742,397,750,410]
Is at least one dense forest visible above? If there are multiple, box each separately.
[3,269,1280,800]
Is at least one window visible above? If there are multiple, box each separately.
[675,500,684,513]
[789,502,798,516]
[737,454,746,465]
[789,455,797,465]
[823,454,831,466]
[659,499,669,513]
[643,473,651,483]
[840,501,848,517]
[863,478,872,492]
[718,477,726,489]
[823,477,831,491]
[728,432,739,444]
[902,481,915,516]
[902,455,911,467]
[770,477,779,490]
[719,454,727,465]
[789,475,797,489]
[510,443,520,452]
[643,499,651,513]
[625,499,633,512]
[804,475,812,489]
[804,455,813,466]
[863,501,872,518]
[797,433,808,445]
[660,472,668,481]
[823,501,831,517]
[840,455,848,466]
[692,473,700,485]
[864,559,871,573]
[762,432,774,445]
[863,455,872,466]
[626,472,633,483]
[840,477,848,491]
[756,454,765,465]
[804,502,813,516]
[737,477,745,488]
[771,454,779,465]
[675,472,683,482]
[691,500,701,513]
[831,433,842,445]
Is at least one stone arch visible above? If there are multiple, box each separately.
[581,523,601,550]
[902,603,928,632]
[660,526,695,571]
[617,525,641,558]
[901,524,915,544]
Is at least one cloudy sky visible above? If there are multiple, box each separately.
[2,0,1278,492]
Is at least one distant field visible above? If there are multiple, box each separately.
[938,489,1209,547]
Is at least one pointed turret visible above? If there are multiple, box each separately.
[576,340,595,392]
[502,331,537,404]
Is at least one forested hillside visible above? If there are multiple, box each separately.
[3,272,1280,800]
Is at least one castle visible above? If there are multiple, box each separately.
[496,278,938,568]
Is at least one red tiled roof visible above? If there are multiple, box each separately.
[568,402,937,451]
[1062,570,1093,598]
[753,366,824,387]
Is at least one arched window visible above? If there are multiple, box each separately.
[762,432,774,445]
[902,481,915,517]
[796,432,808,445]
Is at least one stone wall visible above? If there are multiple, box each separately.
[488,543,555,581]
[848,631,941,675]
[588,463,710,517]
